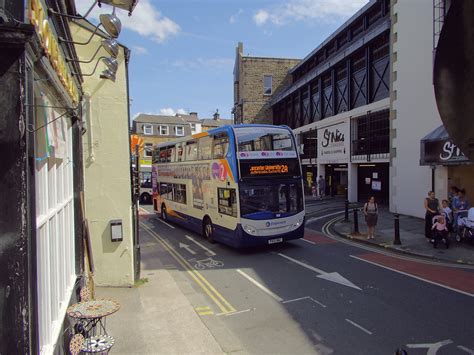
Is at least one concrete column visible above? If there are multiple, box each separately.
[348,163,358,203]
[435,166,449,201]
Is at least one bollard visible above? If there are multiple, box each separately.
[353,208,359,234]
[344,200,349,222]
[394,213,401,245]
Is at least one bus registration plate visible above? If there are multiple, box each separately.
[268,237,283,244]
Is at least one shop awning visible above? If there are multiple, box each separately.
[420,125,471,165]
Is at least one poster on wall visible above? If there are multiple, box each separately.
[372,172,378,179]
[365,177,371,185]
[372,180,381,191]
[317,121,349,164]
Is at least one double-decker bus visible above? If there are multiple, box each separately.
[151,124,305,248]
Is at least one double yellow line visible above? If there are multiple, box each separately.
[140,222,236,315]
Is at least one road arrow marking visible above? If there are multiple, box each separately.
[185,235,216,256]
[407,339,453,355]
[179,242,196,255]
[277,253,362,291]
[458,345,474,354]
[236,269,283,302]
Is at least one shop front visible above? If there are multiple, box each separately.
[421,125,474,203]
[357,163,389,204]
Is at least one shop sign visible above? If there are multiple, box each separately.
[422,139,470,165]
[29,0,80,104]
[317,121,349,163]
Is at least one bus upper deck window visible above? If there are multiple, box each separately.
[213,135,229,159]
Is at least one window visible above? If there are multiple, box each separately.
[235,127,295,152]
[159,125,169,135]
[176,143,184,162]
[264,75,273,95]
[186,140,198,161]
[160,183,187,204]
[143,124,153,135]
[144,143,153,157]
[218,188,237,217]
[191,123,196,133]
[175,126,184,136]
[198,136,213,160]
[213,134,229,159]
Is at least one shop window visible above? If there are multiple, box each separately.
[218,188,237,217]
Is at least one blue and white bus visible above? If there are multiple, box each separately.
[152,124,305,248]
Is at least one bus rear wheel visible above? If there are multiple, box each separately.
[161,204,168,221]
[203,217,215,243]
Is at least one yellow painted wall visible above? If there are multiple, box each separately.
[71,22,134,286]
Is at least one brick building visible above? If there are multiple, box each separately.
[233,42,300,124]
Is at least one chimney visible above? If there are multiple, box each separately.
[213,109,220,121]
[190,112,198,118]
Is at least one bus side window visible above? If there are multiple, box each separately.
[159,148,167,162]
[176,143,184,162]
[198,136,212,160]
[213,134,229,159]
[218,188,237,217]
[186,141,197,161]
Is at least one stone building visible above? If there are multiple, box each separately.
[233,42,300,124]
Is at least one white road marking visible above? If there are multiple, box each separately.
[139,207,152,215]
[282,296,327,308]
[185,235,216,256]
[219,308,255,317]
[157,218,175,229]
[236,269,283,302]
[306,210,345,224]
[345,319,372,335]
[277,253,362,290]
[179,242,196,255]
[458,345,474,354]
[407,339,453,355]
[350,255,474,298]
[300,238,316,245]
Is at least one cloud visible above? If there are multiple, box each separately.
[132,46,148,55]
[254,0,369,26]
[254,10,270,26]
[171,58,234,70]
[229,9,243,24]
[159,108,188,116]
[76,0,180,42]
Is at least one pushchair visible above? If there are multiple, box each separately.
[456,207,474,243]
[431,215,450,249]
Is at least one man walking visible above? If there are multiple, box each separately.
[318,175,326,200]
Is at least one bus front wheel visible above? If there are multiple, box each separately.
[161,204,168,221]
[203,217,215,243]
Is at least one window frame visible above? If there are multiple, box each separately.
[263,75,273,96]
[144,143,153,157]
[143,124,153,135]
[159,125,169,136]
[175,125,184,136]
[218,188,238,217]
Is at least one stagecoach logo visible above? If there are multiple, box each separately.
[266,220,286,228]
[266,221,271,227]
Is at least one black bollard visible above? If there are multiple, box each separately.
[394,213,401,245]
[344,200,349,222]
[353,208,359,234]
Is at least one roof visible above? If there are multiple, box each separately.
[289,0,377,74]
[134,114,189,125]
[176,114,200,123]
[201,119,233,127]
[421,125,450,142]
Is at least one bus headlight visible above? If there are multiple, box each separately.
[294,217,304,228]
[243,225,257,235]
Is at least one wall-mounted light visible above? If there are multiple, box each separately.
[100,69,116,82]
[72,56,117,80]
[98,0,139,15]
[66,39,118,65]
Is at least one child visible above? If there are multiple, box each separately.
[441,199,453,230]
[431,215,449,248]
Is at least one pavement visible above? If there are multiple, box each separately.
[322,199,474,266]
[96,220,224,355]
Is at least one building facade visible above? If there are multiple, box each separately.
[201,111,233,131]
[233,42,300,124]
[272,0,391,203]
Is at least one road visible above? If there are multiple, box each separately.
[138,199,474,354]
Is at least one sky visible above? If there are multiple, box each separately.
[75,0,368,122]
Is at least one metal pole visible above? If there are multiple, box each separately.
[353,208,359,234]
[345,200,349,222]
[394,213,401,245]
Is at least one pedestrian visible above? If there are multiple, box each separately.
[318,175,326,200]
[311,183,317,198]
[363,196,378,240]
[453,189,470,227]
[424,191,440,242]
[448,186,460,208]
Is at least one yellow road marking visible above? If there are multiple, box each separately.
[140,222,236,314]
[197,311,214,316]
[195,307,211,311]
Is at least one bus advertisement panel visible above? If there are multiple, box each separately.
[152,124,305,248]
